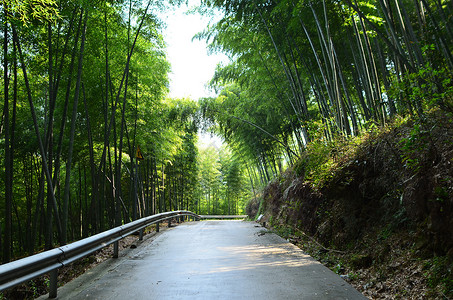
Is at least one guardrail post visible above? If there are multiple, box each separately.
[139,228,144,241]
[113,241,119,258]
[168,218,171,228]
[156,222,159,232]
[49,269,58,298]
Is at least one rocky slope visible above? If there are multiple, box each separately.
[247,110,453,299]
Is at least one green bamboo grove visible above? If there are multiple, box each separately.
[198,0,453,183]
[0,0,242,264]
[1,0,452,265]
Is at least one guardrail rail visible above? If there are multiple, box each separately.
[0,210,199,298]
[199,215,248,219]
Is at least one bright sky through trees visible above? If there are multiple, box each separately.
[160,1,226,148]
[161,1,228,100]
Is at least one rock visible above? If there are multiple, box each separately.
[363,282,374,290]
[388,262,401,269]
[340,274,350,281]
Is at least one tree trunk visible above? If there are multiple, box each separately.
[62,11,88,244]
[13,25,63,245]
[3,2,12,263]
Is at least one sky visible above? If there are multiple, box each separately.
[160,1,228,100]
[159,1,226,148]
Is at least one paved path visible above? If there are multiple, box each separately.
[52,221,366,299]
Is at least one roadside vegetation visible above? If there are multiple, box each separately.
[247,109,453,298]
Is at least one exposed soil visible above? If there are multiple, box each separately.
[248,110,453,299]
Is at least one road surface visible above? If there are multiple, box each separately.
[51,221,366,299]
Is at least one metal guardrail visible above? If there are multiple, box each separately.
[0,210,199,298]
[199,215,248,219]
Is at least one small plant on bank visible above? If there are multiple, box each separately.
[424,256,453,298]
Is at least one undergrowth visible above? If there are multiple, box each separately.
[294,115,411,192]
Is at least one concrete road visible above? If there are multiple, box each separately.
[51,221,366,299]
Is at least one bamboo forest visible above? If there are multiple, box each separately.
[1,0,453,298]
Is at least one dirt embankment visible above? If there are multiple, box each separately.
[247,111,453,299]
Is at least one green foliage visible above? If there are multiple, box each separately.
[294,133,360,191]
[398,124,426,172]
[423,256,453,298]
[197,143,250,215]
[5,0,60,25]
[378,224,393,241]
[389,64,453,115]
[397,117,440,174]
[433,186,448,203]
[270,224,294,240]
[302,140,336,189]
[29,280,40,298]
[198,0,453,189]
